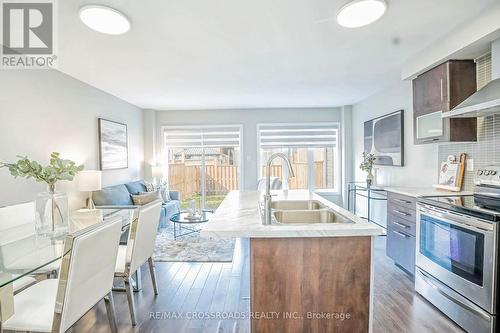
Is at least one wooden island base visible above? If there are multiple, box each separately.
[250,236,372,333]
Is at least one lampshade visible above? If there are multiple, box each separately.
[76,170,102,191]
[152,166,164,179]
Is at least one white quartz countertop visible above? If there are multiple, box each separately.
[383,186,473,198]
[201,190,384,238]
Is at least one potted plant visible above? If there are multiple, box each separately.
[360,152,376,187]
[0,152,84,237]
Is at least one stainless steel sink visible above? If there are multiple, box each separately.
[273,209,352,224]
[270,200,327,211]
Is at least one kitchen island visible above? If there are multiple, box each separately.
[202,190,384,333]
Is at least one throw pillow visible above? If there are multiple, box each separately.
[132,190,161,205]
[144,181,156,192]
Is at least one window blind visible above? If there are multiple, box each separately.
[164,126,241,148]
[476,52,492,90]
[258,123,339,149]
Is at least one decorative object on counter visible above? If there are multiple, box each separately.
[76,170,102,209]
[360,152,376,187]
[364,109,404,166]
[0,152,84,237]
[98,118,128,170]
[434,153,466,192]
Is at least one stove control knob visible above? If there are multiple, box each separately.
[484,170,491,176]
[491,171,498,176]
[477,170,483,175]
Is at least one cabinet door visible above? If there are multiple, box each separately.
[413,63,448,114]
[386,225,415,275]
[415,110,444,142]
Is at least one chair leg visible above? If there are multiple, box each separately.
[148,257,159,295]
[132,270,142,292]
[104,292,118,333]
[125,277,137,326]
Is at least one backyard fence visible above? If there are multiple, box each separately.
[169,162,326,200]
[169,163,240,199]
[263,162,324,189]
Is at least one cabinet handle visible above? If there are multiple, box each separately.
[394,198,411,204]
[422,138,439,143]
[393,221,410,229]
[393,209,410,217]
[440,79,444,101]
[393,230,410,238]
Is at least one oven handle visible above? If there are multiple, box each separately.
[418,204,494,232]
[417,268,491,321]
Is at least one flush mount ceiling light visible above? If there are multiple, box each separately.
[79,5,131,35]
[337,0,387,28]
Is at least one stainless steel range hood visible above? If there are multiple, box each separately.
[444,38,500,118]
[444,78,500,118]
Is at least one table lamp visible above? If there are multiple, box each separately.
[152,166,164,185]
[76,170,102,209]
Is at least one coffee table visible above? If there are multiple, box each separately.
[170,210,213,240]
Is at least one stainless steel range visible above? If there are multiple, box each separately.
[416,165,500,333]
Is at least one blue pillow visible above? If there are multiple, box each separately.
[125,181,147,195]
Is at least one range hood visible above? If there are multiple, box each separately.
[443,78,500,118]
[444,38,500,118]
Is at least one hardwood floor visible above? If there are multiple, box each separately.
[371,236,464,333]
[69,236,464,333]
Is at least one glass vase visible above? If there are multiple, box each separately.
[35,185,69,238]
[366,170,374,187]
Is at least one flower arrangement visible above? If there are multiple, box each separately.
[0,152,84,191]
[0,152,84,236]
[360,152,376,186]
[359,152,376,173]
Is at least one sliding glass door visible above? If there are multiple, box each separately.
[164,126,241,210]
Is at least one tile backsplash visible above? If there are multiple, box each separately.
[438,114,500,191]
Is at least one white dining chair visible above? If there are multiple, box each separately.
[114,200,162,326]
[1,218,123,333]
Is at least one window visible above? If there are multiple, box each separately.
[164,125,242,210]
[258,123,339,192]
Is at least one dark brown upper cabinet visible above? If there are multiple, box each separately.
[413,60,477,145]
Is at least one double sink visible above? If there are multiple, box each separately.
[269,200,352,225]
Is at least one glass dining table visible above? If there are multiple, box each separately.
[0,207,138,323]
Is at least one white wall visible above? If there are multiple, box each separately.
[350,80,439,227]
[0,70,144,209]
[152,108,344,204]
[351,80,439,187]
[402,2,500,79]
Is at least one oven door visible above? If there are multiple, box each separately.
[416,204,497,313]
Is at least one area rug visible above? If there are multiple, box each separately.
[153,222,235,262]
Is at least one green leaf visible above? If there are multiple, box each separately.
[0,152,84,186]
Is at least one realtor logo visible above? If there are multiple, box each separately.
[1,0,57,68]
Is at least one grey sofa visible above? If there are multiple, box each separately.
[92,180,180,228]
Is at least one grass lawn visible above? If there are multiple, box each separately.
[180,193,227,210]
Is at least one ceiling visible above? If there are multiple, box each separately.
[57,0,496,110]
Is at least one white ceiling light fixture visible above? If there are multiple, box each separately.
[337,0,387,28]
[79,5,131,35]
